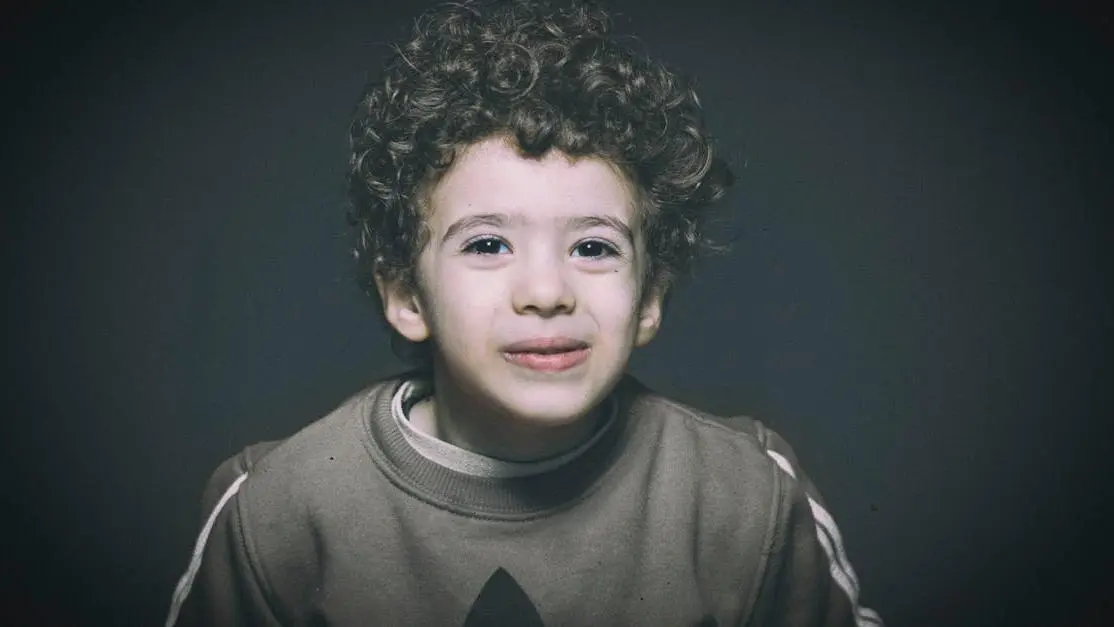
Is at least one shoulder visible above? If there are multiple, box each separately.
[192,377,402,588]
[627,378,810,493]
[630,380,771,455]
[198,439,285,523]
[198,376,401,519]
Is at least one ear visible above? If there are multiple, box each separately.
[373,271,430,343]
[634,282,667,347]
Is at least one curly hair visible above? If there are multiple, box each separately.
[347,0,733,361]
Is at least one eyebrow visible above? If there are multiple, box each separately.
[440,213,634,246]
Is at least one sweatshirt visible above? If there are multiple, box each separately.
[166,372,883,626]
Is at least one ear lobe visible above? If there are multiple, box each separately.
[634,284,666,347]
[374,272,430,343]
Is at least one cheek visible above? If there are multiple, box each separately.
[425,263,504,338]
[586,274,643,333]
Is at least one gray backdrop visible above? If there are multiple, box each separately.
[4,0,1112,625]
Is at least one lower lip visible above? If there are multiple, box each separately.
[503,348,590,372]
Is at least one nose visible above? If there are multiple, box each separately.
[511,252,575,316]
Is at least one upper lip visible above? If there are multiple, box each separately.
[502,337,590,354]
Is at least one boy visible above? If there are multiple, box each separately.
[167,0,883,625]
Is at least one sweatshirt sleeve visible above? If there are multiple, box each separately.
[165,446,286,627]
[748,422,885,627]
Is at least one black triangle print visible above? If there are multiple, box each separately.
[462,567,545,627]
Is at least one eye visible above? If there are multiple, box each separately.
[572,239,620,259]
[462,236,511,256]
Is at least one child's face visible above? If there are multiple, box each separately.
[379,136,665,425]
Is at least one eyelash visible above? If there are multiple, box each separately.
[572,239,621,259]
[461,236,511,256]
[461,236,622,259]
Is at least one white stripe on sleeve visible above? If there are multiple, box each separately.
[165,472,249,627]
[765,449,883,627]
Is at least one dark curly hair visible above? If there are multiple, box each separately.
[347,0,734,362]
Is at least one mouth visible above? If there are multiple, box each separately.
[502,337,590,354]
[502,337,591,372]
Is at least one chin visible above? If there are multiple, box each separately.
[502,397,592,427]
[489,367,619,426]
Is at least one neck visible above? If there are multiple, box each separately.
[408,368,605,463]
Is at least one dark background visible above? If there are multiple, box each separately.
[3,0,1112,625]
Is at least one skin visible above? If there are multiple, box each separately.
[375,135,666,462]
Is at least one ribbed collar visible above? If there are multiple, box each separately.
[391,378,620,478]
[358,372,651,519]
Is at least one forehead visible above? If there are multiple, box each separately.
[427,137,636,229]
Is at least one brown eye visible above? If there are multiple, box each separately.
[572,240,619,258]
[463,237,510,255]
